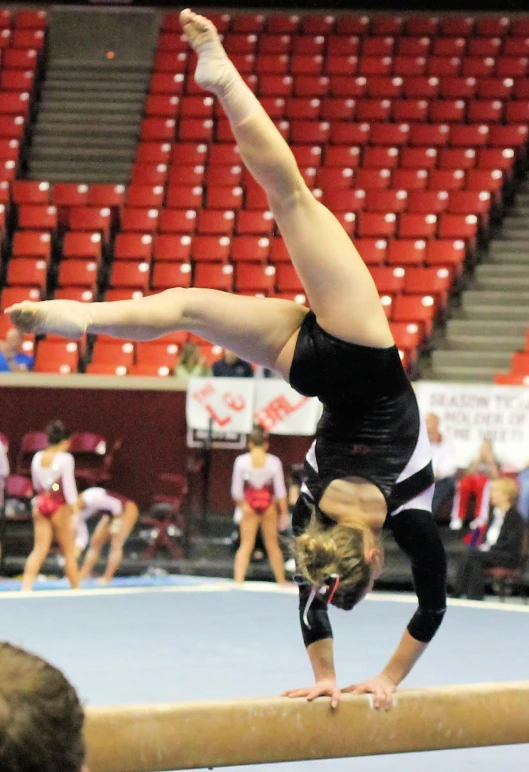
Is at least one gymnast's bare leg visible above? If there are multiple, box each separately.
[5,9,393,374]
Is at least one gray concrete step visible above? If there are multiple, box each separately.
[498,228,529,240]
[31,147,136,162]
[447,319,528,337]
[443,333,524,351]
[457,305,529,322]
[44,80,147,94]
[427,363,506,382]
[35,123,138,137]
[474,276,529,292]
[40,96,145,110]
[489,239,529,254]
[32,135,138,151]
[37,109,143,122]
[462,290,529,307]
[432,349,512,368]
[475,263,529,278]
[27,170,130,183]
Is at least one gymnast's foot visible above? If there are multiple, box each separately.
[180,8,238,96]
[5,299,90,339]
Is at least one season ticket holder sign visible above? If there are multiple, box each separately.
[415,381,529,469]
[186,377,321,440]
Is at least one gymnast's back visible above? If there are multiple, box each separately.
[289,311,432,510]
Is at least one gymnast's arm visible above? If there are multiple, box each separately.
[384,508,447,684]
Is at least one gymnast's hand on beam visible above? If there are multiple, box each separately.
[341,673,396,711]
[281,678,341,710]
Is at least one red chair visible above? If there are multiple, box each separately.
[292,36,325,56]
[171,143,208,166]
[323,145,361,167]
[438,148,477,170]
[128,363,174,377]
[104,289,144,302]
[496,56,529,78]
[52,183,89,208]
[425,240,467,269]
[477,148,516,173]
[196,210,235,236]
[301,14,335,35]
[231,236,270,262]
[294,75,330,97]
[68,208,112,243]
[109,262,151,290]
[317,167,355,189]
[86,185,125,209]
[14,9,47,28]
[403,267,452,309]
[70,434,122,487]
[136,142,171,164]
[447,191,492,218]
[450,124,490,148]
[208,143,241,166]
[290,120,329,145]
[371,15,403,36]
[120,207,159,233]
[151,262,192,290]
[428,56,462,77]
[468,39,502,57]
[437,214,479,243]
[291,54,324,76]
[362,146,400,169]
[401,76,440,99]
[205,186,243,210]
[369,266,406,294]
[86,363,128,376]
[476,78,514,100]
[465,170,504,195]
[439,17,474,37]
[189,235,230,263]
[405,16,438,36]
[7,257,47,287]
[55,288,95,303]
[0,137,20,161]
[429,99,466,123]
[475,17,510,36]
[34,340,79,374]
[0,286,41,311]
[389,321,421,352]
[320,97,356,121]
[131,164,168,187]
[165,185,203,209]
[511,353,529,375]
[320,190,364,214]
[194,262,234,291]
[276,264,303,293]
[505,101,529,125]
[136,341,180,368]
[400,147,439,169]
[13,181,50,205]
[157,33,187,53]
[269,237,290,264]
[392,169,428,190]
[256,55,289,75]
[236,210,274,235]
[12,230,51,259]
[392,294,436,336]
[503,38,529,56]
[158,209,197,234]
[364,189,408,213]
[387,239,427,266]
[362,37,395,57]
[399,214,438,239]
[259,35,293,54]
[428,169,466,191]
[0,115,25,139]
[12,29,45,50]
[357,212,397,238]
[154,234,193,262]
[63,232,102,261]
[335,15,369,35]
[461,57,496,78]
[126,185,164,209]
[358,56,393,77]
[58,260,99,290]
[149,73,185,95]
[234,263,276,293]
[355,238,388,265]
[205,165,242,187]
[114,233,153,262]
[489,125,529,148]
[354,169,392,189]
[392,99,428,122]
[407,190,449,214]
[18,205,57,231]
[259,74,293,97]
[409,123,450,147]
[397,36,430,55]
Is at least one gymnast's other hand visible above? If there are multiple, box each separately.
[281,678,341,710]
[4,300,90,339]
[341,673,396,710]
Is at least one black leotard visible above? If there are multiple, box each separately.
[289,311,447,646]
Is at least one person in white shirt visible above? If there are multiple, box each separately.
[426,413,457,521]
[232,426,289,584]
[452,478,524,600]
[75,487,138,584]
[23,421,80,591]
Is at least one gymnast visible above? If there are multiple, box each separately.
[75,487,139,584]
[23,420,80,591]
[6,8,446,709]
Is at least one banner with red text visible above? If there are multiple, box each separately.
[415,381,529,470]
[254,380,321,435]
[186,377,321,436]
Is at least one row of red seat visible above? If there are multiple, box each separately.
[0,10,46,29]
[162,12,529,38]
[495,333,529,385]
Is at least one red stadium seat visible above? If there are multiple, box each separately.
[194,262,234,291]
[196,209,235,236]
[392,169,428,190]
[294,75,330,97]
[409,123,450,147]
[429,99,466,123]
[52,183,89,208]
[131,164,168,187]
[425,239,466,268]
[465,170,504,194]
[18,205,57,231]
[438,77,477,99]
[149,73,185,95]
[355,238,388,265]
[120,207,159,233]
[136,142,171,165]
[12,29,45,50]
[440,17,474,37]
[57,260,99,290]
[67,208,112,242]
[7,257,47,287]
[317,167,355,189]
[158,209,196,234]
[357,212,397,238]
[127,364,172,377]
[259,35,293,54]
[114,233,152,262]
[403,267,452,308]
[136,342,180,368]
[437,214,479,243]
[405,17,439,36]
[354,168,391,189]
[208,144,240,166]
[488,125,529,148]
[335,15,369,36]
[468,39,502,57]
[438,148,477,170]
[13,180,50,205]
[324,145,361,167]
[165,185,203,209]
[86,363,128,376]
[400,147,438,169]
[222,34,258,55]
[290,120,330,144]
[266,15,299,34]
[301,14,335,35]
[205,165,242,187]
[461,57,496,78]
[496,56,529,78]
[369,266,406,294]
[324,56,358,77]
[450,124,490,147]
[392,294,436,336]
[231,235,270,262]
[510,353,529,375]
[3,49,38,69]
[370,123,410,146]
[109,261,150,290]
[448,191,492,220]
[0,137,20,161]
[126,185,165,209]
[389,321,421,353]
[151,261,192,290]
[475,17,510,37]
[363,146,399,169]
[205,186,243,210]
[428,56,462,77]
[34,341,79,375]
[55,288,94,303]
[63,232,102,261]
[292,36,325,56]
[235,210,274,235]
[259,74,293,97]
[276,264,303,293]
[387,239,427,266]
[234,263,276,293]
[392,99,428,122]
[14,9,47,28]
[401,76,440,98]
[141,118,176,142]
[364,189,408,213]
[154,234,193,262]
[407,190,449,214]
[399,213,438,239]
[428,169,466,191]
[320,189,364,213]
[291,54,324,76]
[505,101,529,124]
[0,286,41,311]
[503,38,529,56]
[12,230,51,259]
[86,185,125,209]
[476,78,514,100]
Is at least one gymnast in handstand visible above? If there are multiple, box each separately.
[6,8,446,710]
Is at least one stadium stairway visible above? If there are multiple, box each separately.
[27,6,159,183]
[430,174,529,381]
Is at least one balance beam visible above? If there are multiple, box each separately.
[85,681,529,772]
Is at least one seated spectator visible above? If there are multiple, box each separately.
[0,329,34,372]
[452,478,524,600]
[450,438,500,531]
[516,463,529,522]
[212,349,253,378]
[0,641,86,772]
[174,342,212,384]
[232,426,289,584]
[426,412,457,522]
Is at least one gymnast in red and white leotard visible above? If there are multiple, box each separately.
[22,420,80,591]
[231,426,289,585]
[75,487,139,584]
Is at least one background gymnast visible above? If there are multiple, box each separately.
[23,420,80,591]
[6,8,446,709]
[75,487,139,584]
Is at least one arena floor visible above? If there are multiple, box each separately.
[1,577,527,771]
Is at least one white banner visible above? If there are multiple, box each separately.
[186,377,255,433]
[186,377,321,436]
[415,381,529,470]
[254,380,321,435]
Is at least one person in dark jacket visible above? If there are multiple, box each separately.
[453,477,525,600]
[212,349,254,378]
